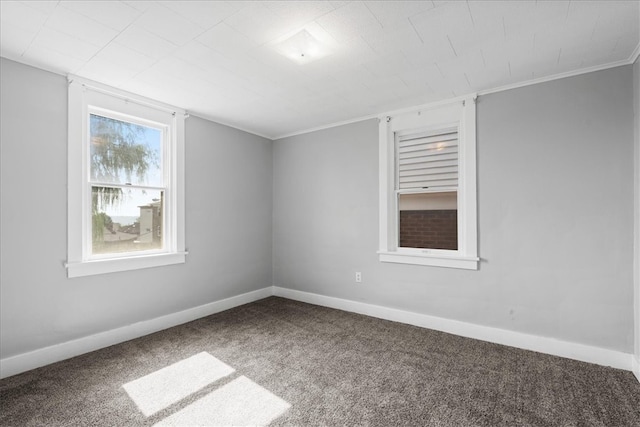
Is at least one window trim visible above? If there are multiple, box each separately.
[67,77,186,278]
[378,96,478,270]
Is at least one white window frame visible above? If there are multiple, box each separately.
[378,96,478,270]
[67,77,186,278]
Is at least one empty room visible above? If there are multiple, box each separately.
[1,0,639,425]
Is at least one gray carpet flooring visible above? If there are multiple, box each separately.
[1,296,639,426]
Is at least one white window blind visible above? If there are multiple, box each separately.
[396,128,458,190]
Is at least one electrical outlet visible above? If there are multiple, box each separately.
[355,272,362,283]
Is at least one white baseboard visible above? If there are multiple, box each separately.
[3,285,635,380]
[0,287,272,379]
[273,286,634,372]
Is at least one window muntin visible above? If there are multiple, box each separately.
[379,97,478,269]
[67,78,186,277]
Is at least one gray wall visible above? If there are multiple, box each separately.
[273,65,635,353]
[634,57,640,364]
[1,56,635,361]
[0,58,273,359]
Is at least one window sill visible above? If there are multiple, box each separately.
[378,251,478,270]
[66,252,187,278]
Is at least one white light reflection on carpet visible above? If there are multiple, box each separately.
[153,376,291,426]
[122,352,234,416]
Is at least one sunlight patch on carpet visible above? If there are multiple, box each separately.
[122,352,234,416]
[153,376,291,426]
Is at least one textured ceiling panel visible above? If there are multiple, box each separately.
[1,0,638,138]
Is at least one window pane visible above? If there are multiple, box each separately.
[398,192,457,250]
[91,187,163,255]
[90,114,162,186]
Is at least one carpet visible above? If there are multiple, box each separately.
[1,297,639,426]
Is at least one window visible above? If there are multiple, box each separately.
[67,78,186,277]
[378,96,478,269]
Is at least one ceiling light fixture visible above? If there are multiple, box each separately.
[273,29,333,65]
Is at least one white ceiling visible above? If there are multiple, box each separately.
[1,1,639,139]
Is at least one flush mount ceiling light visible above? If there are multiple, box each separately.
[273,29,334,65]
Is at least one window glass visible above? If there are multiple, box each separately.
[398,192,457,250]
[91,187,164,255]
[89,114,163,187]
[89,113,165,257]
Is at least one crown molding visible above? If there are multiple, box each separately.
[272,56,639,140]
[186,111,274,141]
[477,58,633,98]
[629,41,640,64]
